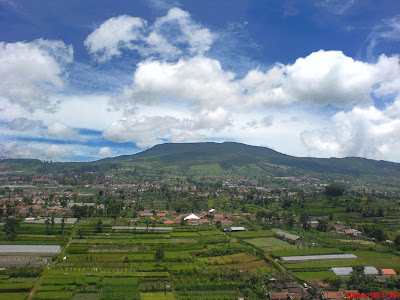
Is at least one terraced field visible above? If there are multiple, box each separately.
[2,219,278,299]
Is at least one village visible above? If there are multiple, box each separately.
[0,169,399,299]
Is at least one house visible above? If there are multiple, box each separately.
[220,219,234,225]
[331,267,353,277]
[320,291,346,300]
[276,231,302,245]
[184,213,201,225]
[184,213,200,221]
[381,269,397,277]
[363,266,379,276]
[269,292,288,300]
[306,280,330,291]
[308,220,319,228]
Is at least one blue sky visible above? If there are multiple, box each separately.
[1,0,400,162]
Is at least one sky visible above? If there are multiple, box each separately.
[1,0,400,162]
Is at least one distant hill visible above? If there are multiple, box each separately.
[2,142,400,179]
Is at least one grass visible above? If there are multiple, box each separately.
[208,253,258,264]
[198,231,224,236]
[0,293,28,300]
[208,260,269,270]
[230,231,274,238]
[175,290,242,299]
[35,291,75,299]
[246,237,296,251]
[140,292,175,300]
[293,271,337,281]
[271,248,344,257]
[0,282,32,292]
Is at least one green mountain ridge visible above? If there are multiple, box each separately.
[1,142,400,179]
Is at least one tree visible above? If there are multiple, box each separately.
[377,207,384,217]
[300,213,310,230]
[325,183,346,197]
[317,219,329,232]
[3,218,20,241]
[77,228,84,239]
[61,217,66,234]
[96,220,103,233]
[215,220,222,230]
[329,278,342,290]
[154,249,164,260]
[286,216,295,229]
[51,215,55,232]
[45,218,51,235]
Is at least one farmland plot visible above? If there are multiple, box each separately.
[246,237,296,251]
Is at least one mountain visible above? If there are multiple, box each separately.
[2,142,400,179]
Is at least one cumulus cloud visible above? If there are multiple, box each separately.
[98,147,115,157]
[44,144,76,160]
[103,116,182,147]
[122,56,240,109]
[301,96,400,159]
[9,117,43,131]
[0,141,39,159]
[152,7,214,55]
[103,107,231,147]
[43,122,80,140]
[121,51,400,111]
[0,39,73,112]
[169,131,205,143]
[190,107,231,130]
[84,15,146,62]
[84,7,213,61]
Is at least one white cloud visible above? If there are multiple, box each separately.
[98,147,115,157]
[366,16,400,59]
[121,51,400,111]
[44,144,76,160]
[84,15,146,62]
[85,7,214,61]
[9,117,43,131]
[301,96,400,160]
[43,121,80,140]
[169,131,205,143]
[190,107,231,130]
[0,141,39,159]
[122,56,240,109]
[103,106,231,147]
[152,7,214,55]
[0,39,73,112]
[317,0,358,15]
[31,95,124,130]
[103,116,182,147]
[282,50,378,107]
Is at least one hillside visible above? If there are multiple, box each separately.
[2,142,400,180]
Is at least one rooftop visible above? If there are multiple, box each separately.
[381,269,397,275]
[0,245,61,255]
[281,254,357,263]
